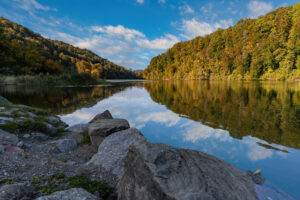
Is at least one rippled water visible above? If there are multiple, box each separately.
[1,80,299,199]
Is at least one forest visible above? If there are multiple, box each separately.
[144,3,300,80]
[0,17,140,79]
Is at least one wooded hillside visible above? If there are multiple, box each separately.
[144,3,300,80]
[0,17,140,79]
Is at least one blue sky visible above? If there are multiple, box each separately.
[0,0,298,70]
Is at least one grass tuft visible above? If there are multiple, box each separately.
[80,130,91,145]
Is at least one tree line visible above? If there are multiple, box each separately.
[0,17,141,79]
[144,3,300,80]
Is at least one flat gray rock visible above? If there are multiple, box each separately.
[35,188,100,200]
[0,183,37,200]
[57,139,77,153]
[0,128,19,145]
[118,141,258,200]
[89,110,113,124]
[88,128,146,181]
[88,119,129,146]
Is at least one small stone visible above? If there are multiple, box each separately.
[35,188,100,200]
[23,134,31,139]
[27,112,37,118]
[5,146,24,154]
[31,132,49,141]
[57,139,77,153]
[17,141,24,148]
[0,145,5,153]
[0,184,37,200]
[47,116,67,127]
[44,123,57,135]
[0,129,19,145]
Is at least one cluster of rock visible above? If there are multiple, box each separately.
[0,96,259,200]
[0,99,67,154]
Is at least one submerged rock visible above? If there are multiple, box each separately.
[35,188,100,200]
[89,110,113,123]
[0,183,37,200]
[88,128,147,182]
[88,119,130,146]
[57,139,77,153]
[118,140,258,200]
[0,129,19,145]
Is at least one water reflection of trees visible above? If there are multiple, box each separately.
[0,85,129,115]
[144,81,300,149]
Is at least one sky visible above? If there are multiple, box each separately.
[0,0,298,70]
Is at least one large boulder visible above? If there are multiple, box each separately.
[87,128,147,182]
[0,183,37,200]
[0,129,19,145]
[89,110,113,123]
[35,188,100,200]
[118,141,258,200]
[88,119,129,146]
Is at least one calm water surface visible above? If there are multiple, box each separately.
[1,80,299,199]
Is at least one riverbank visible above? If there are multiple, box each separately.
[0,96,261,200]
[0,74,108,86]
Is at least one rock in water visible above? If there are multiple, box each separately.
[88,119,130,146]
[0,129,19,145]
[88,128,147,182]
[35,188,100,200]
[57,139,77,153]
[0,184,37,200]
[118,141,258,200]
[89,110,113,123]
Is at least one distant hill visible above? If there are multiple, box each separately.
[0,17,140,79]
[144,3,300,80]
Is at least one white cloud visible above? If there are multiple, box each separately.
[242,137,273,161]
[91,25,145,41]
[136,111,180,127]
[178,3,195,15]
[158,0,166,4]
[136,34,179,50]
[180,18,233,39]
[248,0,273,18]
[200,3,213,14]
[137,0,144,5]
[181,122,232,143]
[14,0,56,14]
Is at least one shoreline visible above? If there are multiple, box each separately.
[0,96,266,200]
